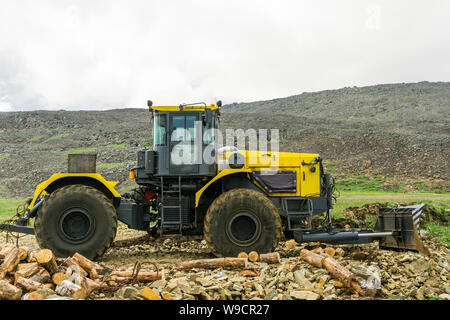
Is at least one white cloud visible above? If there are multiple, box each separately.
[0,0,449,110]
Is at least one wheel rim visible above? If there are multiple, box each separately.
[57,207,96,244]
[226,211,261,246]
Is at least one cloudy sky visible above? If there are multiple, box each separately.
[0,0,449,111]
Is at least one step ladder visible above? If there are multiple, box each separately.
[284,198,314,231]
[159,176,183,236]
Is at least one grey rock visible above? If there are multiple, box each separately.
[264,290,278,300]
[407,259,431,274]
[290,290,320,300]
[114,287,140,299]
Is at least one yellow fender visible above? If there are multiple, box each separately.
[28,173,121,209]
[195,168,252,207]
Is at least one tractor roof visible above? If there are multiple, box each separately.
[150,104,219,112]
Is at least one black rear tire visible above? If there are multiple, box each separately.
[34,184,118,260]
[204,188,282,257]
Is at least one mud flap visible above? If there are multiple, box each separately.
[374,204,430,256]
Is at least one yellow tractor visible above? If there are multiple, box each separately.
[0,101,429,259]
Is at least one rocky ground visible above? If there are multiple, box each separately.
[1,223,448,300]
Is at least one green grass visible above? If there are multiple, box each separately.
[336,173,386,192]
[47,132,71,141]
[30,135,44,142]
[66,147,97,154]
[97,162,123,169]
[425,223,450,246]
[0,198,28,220]
[141,139,152,148]
[0,154,10,161]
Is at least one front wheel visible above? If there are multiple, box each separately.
[34,184,118,260]
[203,188,282,257]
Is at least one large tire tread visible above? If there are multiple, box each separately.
[34,184,117,260]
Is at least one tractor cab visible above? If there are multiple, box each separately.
[134,101,221,183]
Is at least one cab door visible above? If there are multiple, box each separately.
[169,113,200,174]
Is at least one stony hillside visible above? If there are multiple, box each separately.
[0,81,448,198]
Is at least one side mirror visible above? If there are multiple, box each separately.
[147,100,153,107]
[216,100,222,107]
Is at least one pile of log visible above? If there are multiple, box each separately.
[0,243,163,300]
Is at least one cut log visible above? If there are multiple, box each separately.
[237,252,248,259]
[15,276,46,291]
[110,270,163,281]
[248,251,259,262]
[311,247,324,255]
[36,249,58,274]
[259,252,280,264]
[29,267,51,284]
[72,252,107,279]
[35,288,57,299]
[285,239,298,249]
[83,277,107,293]
[300,250,325,267]
[324,247,336,257]
[52,272,68,285]
[67,271,105,295]
[0,248,22,279]
[55,280,83,297]
[17,247,30,261]
[72,288,88,300]
[17,262,39,272]
[335,248,345,257]
[61,257,88,277]
[241,269,258,277]
[182,257,248,270]
[0,243,15,260]
[14,263,40,279]
[0,279,22,300]
[22,291,44,300]
[26,251,37,263]
[300,249,376,297]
